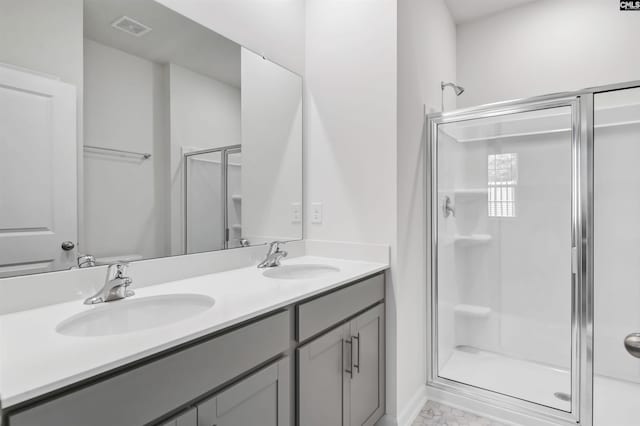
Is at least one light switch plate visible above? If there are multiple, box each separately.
[291,202,302,223]
[311,202,323,224]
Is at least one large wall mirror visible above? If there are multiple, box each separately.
[0,0,303,278]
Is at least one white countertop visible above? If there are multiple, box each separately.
[0,256,387,408]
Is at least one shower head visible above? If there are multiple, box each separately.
[441,81,465,96]
[440,81,465,111]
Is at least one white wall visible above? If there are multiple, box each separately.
[241,48,302,244]
[305,0,397,245]
[0,0,83,88]
[155,0,305,76]
[83,39,168,260]
[305,0,398,420]
[168,63,241,254]
[396,0,456,421]
[457,0,640,108]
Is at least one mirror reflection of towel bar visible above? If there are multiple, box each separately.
[84,145,151,159]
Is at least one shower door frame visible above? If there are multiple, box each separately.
[427,92,593,425]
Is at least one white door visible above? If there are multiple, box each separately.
[0,64,77,277]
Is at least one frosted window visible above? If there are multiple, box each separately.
[488,153,517,217]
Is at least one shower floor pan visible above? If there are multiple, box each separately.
[438,347,640,425]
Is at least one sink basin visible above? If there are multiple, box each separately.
[262,264,340,280]
[56,294,215,337]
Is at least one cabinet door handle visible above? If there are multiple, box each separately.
[344,338,354,378]
[352,333,360,373]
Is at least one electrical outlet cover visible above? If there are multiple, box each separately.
[291,202,302,223]
[311,202,323,224]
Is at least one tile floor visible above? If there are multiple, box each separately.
[411,400,507,426]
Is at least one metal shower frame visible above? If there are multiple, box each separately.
[426,80,640,426]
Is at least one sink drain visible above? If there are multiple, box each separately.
[554,392,571,402]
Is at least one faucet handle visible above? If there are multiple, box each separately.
[268,240,286,253]
[107,262,130,278]
[77,254,96,268]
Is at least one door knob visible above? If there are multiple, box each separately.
[61,241,75,251]
[624,333,640,358]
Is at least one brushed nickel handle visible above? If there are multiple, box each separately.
[625,333,640,358]
[352,333,360,373]
[344,338,354,378]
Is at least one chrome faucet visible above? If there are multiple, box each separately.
[257,241,288,268]
[84,262,134,305]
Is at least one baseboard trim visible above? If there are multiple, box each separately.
[374,414,398,426]
[397,385,429,426]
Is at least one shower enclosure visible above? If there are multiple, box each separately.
[427,81,640,426]
[184,145,243,254]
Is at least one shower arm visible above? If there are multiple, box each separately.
[441,81,465,111]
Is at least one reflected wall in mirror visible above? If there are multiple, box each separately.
[0,0,303,278]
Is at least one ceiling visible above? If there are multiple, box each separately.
[445,0,539,24]
[84,0,241,88]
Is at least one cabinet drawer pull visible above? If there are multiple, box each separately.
[344,338,354,378]
[352,333,360,373]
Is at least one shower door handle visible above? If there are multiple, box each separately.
[624,333,640,358]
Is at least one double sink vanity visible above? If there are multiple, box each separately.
[0,249,388,426]
[0,1,388,425]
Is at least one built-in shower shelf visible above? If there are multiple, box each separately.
[453,234,492,246]
[231,194,242,202]
[454,304,492,319]
[231,224,242,231]
[450,188,487,197]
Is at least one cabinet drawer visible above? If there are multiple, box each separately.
[9,311,290,426]
[297,273,384,342]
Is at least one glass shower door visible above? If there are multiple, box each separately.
[185,150,225,254]
[593,87,640,426]
[431,102,577,413]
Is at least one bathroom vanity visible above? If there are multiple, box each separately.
[0,0,388,424]
[0,257,387,426]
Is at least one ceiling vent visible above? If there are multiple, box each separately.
[111,16,152,37]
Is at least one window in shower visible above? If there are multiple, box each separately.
[488,153,517,218]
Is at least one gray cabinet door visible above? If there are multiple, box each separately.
[197,357,290,426]
[298,323,350,426]
[349,303,385,426]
